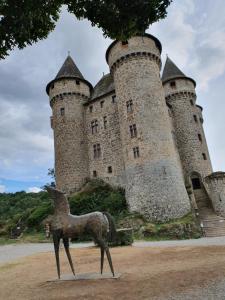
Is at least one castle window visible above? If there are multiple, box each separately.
[190,99,194,106]
[91,120,98,134]
[100,100,104,108]
[194,115,198,123]
[200,117,204,124]
[51,84,54,90]
[170,81,176,88]
[130,124,137,138]
[112,95,116,103]
[133,147,140,158]
[108,166,112,174]
[126,100,133,113]
[198,134,202,142]
[103,116,107,129]
[89,105,93,113]
[122,41,128,46]
[93,144,101,159]
[202,153,207,160]
[60,107,65,116]
[76,80,80,85]
[93,170,97,178]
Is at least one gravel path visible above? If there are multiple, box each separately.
[133,236,225,248]
[1,236,225,265]
[0,242,93,264]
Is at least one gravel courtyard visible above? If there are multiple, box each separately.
[1,240,225,299]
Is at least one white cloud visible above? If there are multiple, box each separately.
[27,187,42,193]
[0,185,6,193]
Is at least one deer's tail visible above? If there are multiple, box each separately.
[103,212,117,242]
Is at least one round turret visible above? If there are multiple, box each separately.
[163,57,212,179]
[106,35,190,222]
[47,55,92,193]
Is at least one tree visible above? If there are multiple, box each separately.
[0,0,172,58]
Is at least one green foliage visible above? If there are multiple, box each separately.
[0,0,172,58]
[67,0,172,40]
[69,179,127,217]
[0,191,52,236]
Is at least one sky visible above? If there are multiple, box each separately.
[0,0,225,193]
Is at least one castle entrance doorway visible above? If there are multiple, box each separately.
[191,173,211,210]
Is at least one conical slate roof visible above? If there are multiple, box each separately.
[46,55,93,94]
[55,55,84,80]
[162,57,186,82]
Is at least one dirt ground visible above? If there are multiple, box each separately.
[1,245,225,300]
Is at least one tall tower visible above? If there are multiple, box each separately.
[46,55,92,193]
[162,57,213,179]
[106,35,190,222]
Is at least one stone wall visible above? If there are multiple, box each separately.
[164,78,213,179]
[205,172,225,217]
[84,93,126,187]
[49,79,90,193]
[107,35,190,222]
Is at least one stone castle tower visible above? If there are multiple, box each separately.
[46,34,225,223]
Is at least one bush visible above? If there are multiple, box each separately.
[69,180,127,217]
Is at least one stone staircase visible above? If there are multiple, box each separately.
[194,189,225,237]
[199,208,225,237]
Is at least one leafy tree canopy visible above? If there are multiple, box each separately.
[0,0,172,58]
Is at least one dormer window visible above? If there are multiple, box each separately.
[76,80,80,85]
[170,81,176,88]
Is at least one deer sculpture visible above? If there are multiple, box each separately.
[46,186,116,279]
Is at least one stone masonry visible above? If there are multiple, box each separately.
[46,33,224,222]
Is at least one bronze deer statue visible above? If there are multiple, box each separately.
[46,186,116,279]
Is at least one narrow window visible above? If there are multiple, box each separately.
[200,117,204,124]
[100,100,104,108]
[190,99,194,106]
[60,107,65,116]
[89,105,93,113]
[97,144,101,158]
[51,84,54,90]
[170,81,176,88]
[103,116,107,129]
[108,166,112,174]
[91,120,98,134]
[76,80,80,85]
[130,124,137,138]
[126,100,133,113]
[93,170,97,178]
[133,147,140,158]
[194,115,198,123]
[112,95,116,103]
[122,41,128,46]
[198,134,202,142]
[94,144,101,159]
[202,153,207,160]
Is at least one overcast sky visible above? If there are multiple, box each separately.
[0,0,224,193]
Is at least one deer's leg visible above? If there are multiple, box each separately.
[53,232,61,279]
[97,239,115,277]
[63,237,75,276]
[100,246,104,274]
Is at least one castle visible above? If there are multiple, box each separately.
[46,34,225,224]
